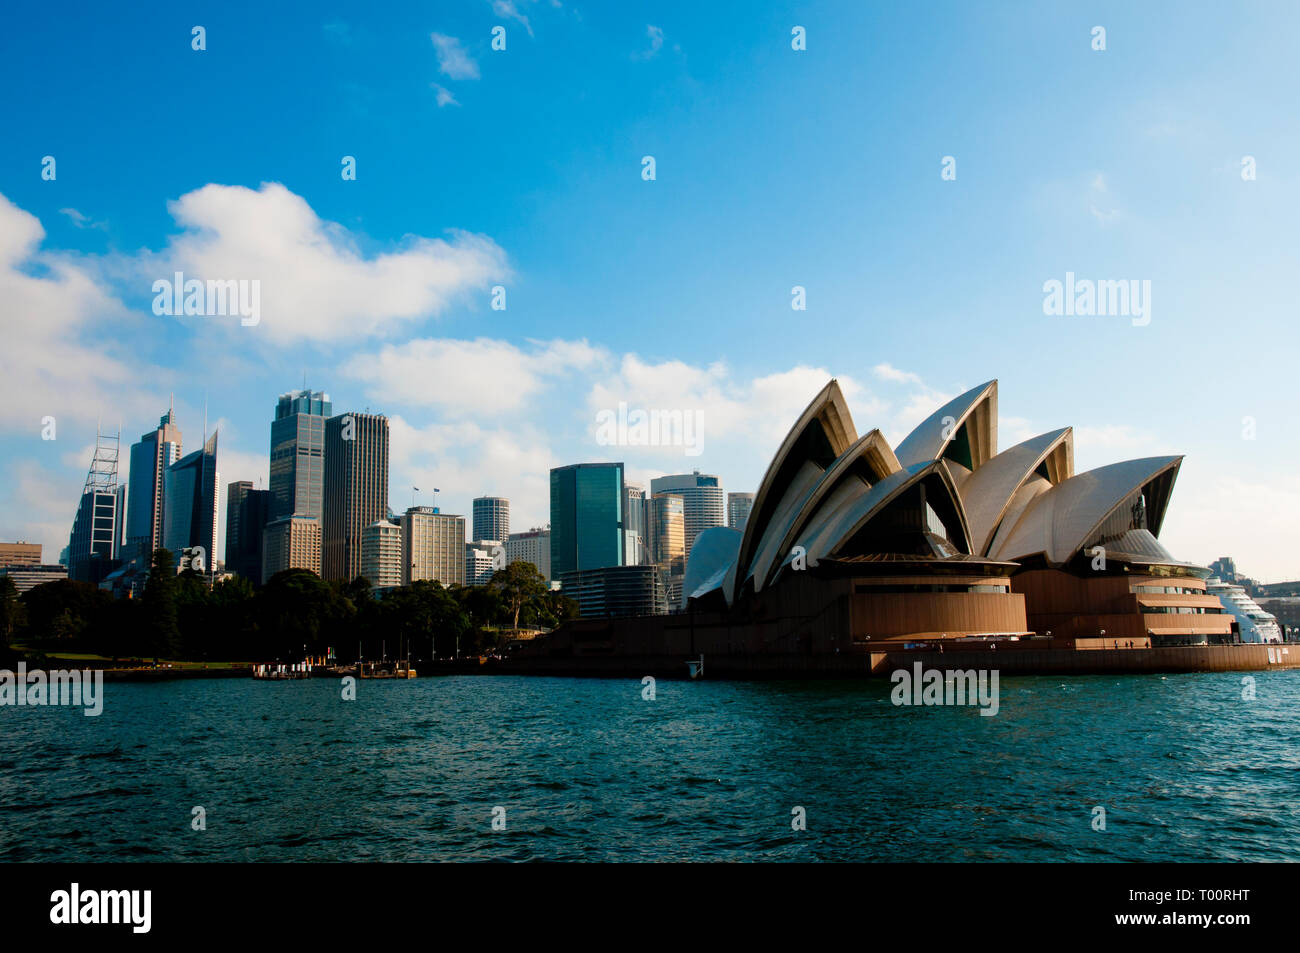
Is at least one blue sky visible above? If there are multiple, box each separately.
[1,1,1298,578]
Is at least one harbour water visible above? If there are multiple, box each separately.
[2,672,1297,862]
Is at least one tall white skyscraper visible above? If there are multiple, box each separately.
[473,496,510,544]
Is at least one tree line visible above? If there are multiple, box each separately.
[0,550,577,665]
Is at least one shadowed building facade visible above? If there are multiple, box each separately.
[225,481,271,583]
[126,408,181,564]
[623,483,648,566]
[727,492,754,532]
[262,515,322,583]
[562,565,668,618]
[162,431,219,573]
[322,413,389,582]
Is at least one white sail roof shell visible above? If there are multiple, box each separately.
[988,456,1182,566]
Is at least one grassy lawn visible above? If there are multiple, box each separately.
[9,645,252,669]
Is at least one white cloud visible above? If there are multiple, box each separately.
[139,182,507,345]
[490,1,534,38]
[1160,470,1300,583]
[343,337,608,415]
[431,33,480,80]
[431,83,459,107]
[634,25,665,60]
[0,193,156,433]
[1088,172,1122,225]
[586,357,873,475]
[1071,423,1149,450]
[0,460,83,560]
[872,362,922,386]
[322,20,352,44]
[59,208,107,231]
[997,414,1039,449]
[388,415,555,531]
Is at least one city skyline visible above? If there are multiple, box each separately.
[2,2,1299,580]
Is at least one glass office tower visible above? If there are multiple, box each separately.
[162,431,219,571]
[472,496,510,544]
[549,463,625,579]
[269,390,332,521]
[126,408,182,563]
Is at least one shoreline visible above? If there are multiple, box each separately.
[7,642,1295,682]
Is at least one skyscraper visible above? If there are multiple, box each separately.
[163,431,219,572]
[261,516,321,584]
[550,463,625,580]
[360,519,403,589]
[649,471,725,557]
[649,493,686,577]
[269,390,332,521]
[322,412,389,582]
[401,506,465,586]
[68,427,124,585]
[506,528,551,582]
[727,492,755,531]
[225,481,271,582]
[472,496,510,544]
[126,407,182,563]
[624,482,648,566]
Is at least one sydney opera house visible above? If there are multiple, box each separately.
[516,379,1282,675]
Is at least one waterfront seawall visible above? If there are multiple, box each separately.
[497,643,1300,679]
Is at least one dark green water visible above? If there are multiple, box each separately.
[2,672,1297,861]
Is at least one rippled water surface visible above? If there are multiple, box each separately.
[2,672,1298,861]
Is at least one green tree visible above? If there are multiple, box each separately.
[534,589,580,628]
[377,580,468,660]
[256,569,344,660]
[0,575,20,647]
[143,548,181,658]
[487,561,548,630]
[19,578,110,645]
[91,596,145,661]
[205,575,256,660]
